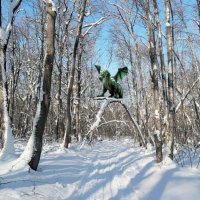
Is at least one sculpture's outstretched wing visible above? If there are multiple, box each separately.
[113,67,128,82]
[95,65,101,74]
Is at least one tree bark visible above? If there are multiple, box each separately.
[152,0,167,106]
[197,0,200,32]
[165,0,174,160]
[75,37,84,141]
[55,2,64,140]
[63,0,87,148]
[29,1,56,170]
[146,0,162,162]
[0,0,22,157]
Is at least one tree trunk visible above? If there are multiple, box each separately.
[165,0,174,160]
[152,0,167,107]
[55,3,64,140]
[63,0,87,148]
[0,0,22,158]
[146,0,162,162]
[29,1,56,170]
[0,0,2,144]
[0,45,15,156]
[75,37,84,141]
[197,0,200,32]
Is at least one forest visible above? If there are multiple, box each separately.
[0,0,200,199]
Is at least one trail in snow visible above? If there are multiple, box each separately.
[0,139,200,200]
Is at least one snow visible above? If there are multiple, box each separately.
[0,79,44,172]
[46,0,56,12]
[0,139,200,200]
[0,28,6,44]
[0,0,23,160]
[0,112,15,159]
[154,110,159,119]
[80,100,110,146]
[50,0,56,12]
[0,50,15,159]
[11,78,44,170]
[87,100,108,133]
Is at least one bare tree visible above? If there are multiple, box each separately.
[63,0,87,148]
[28,0,56,170]
[75,36,84,141]
[165,0,174,160]
[145,0,162,162]
[0,0,22,158]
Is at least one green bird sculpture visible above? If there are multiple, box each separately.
[95,65,128,98]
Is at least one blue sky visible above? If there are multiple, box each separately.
[93,0,200,75]
[2,0,199,76]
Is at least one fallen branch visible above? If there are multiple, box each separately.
[80,98,146,149]
[98,120,129,127]
[93,97,123,101]
[119,102,146,147]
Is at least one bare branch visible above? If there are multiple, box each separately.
[82,17,107,37]
[175,77,200,113]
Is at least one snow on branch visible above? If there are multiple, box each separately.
[175,77,200,113]
[0,0,22,160]
[10,0,22,13]
[83,17,107,29]
[87,100,110,139]
[1,78,44,172]
[195,101,200,109]
[80,98,146,149]
[43,0,56,12]
[3,0,22,45]
[98,120,130,128]
[80,99,114,149]
[110,3,130,15]
[93,97,122,101]
[193,18,200,30]
[82,17,107,37]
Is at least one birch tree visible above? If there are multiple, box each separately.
[165,0,174,160]
[145,0,162,162]
[0,0,22,158]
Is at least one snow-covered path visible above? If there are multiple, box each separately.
[0,139,200,200]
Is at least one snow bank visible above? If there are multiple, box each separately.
[0,139,200,200]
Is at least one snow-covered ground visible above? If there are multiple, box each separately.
[0,139,200,200]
